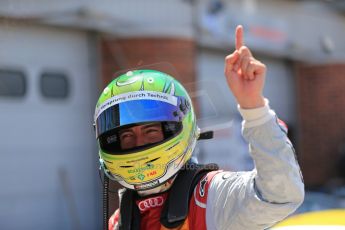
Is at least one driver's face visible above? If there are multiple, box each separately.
[119,123,164,150]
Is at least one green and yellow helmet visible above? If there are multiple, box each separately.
[94,70,199,191]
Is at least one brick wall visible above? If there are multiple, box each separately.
[297,63,345,187]
[100,37,197,214]
[101,38,196,88]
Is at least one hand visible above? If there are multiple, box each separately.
[224,25,266,109]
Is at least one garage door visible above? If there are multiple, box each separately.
[0,23,100,229]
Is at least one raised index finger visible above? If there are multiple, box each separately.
[235,25,244,50]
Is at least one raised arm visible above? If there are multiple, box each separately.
[205,25,305,230]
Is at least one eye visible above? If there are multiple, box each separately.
[145,128,159,134]
[120,131,134,141]
[119,131,136,150]
[144,127,164,142]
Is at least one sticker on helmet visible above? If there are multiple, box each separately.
[146,170,157,177]
[134,180,159,190]
[94,91,178,121]
[137,174,145,181]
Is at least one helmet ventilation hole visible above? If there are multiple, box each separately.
[147,77,154,84]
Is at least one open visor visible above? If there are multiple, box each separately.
[98,121,183,154]
[95,94,190,138]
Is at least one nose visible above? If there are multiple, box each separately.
[135,134,147,147]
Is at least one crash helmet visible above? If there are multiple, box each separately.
[94,69,199,191]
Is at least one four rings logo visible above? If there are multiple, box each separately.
[138,196,165,212]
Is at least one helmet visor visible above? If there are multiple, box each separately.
[98,121,183,155]
[95,96,189,138]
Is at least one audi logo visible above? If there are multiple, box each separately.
[138,196,165,211]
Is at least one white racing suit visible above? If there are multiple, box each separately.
[205,99,305,229]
